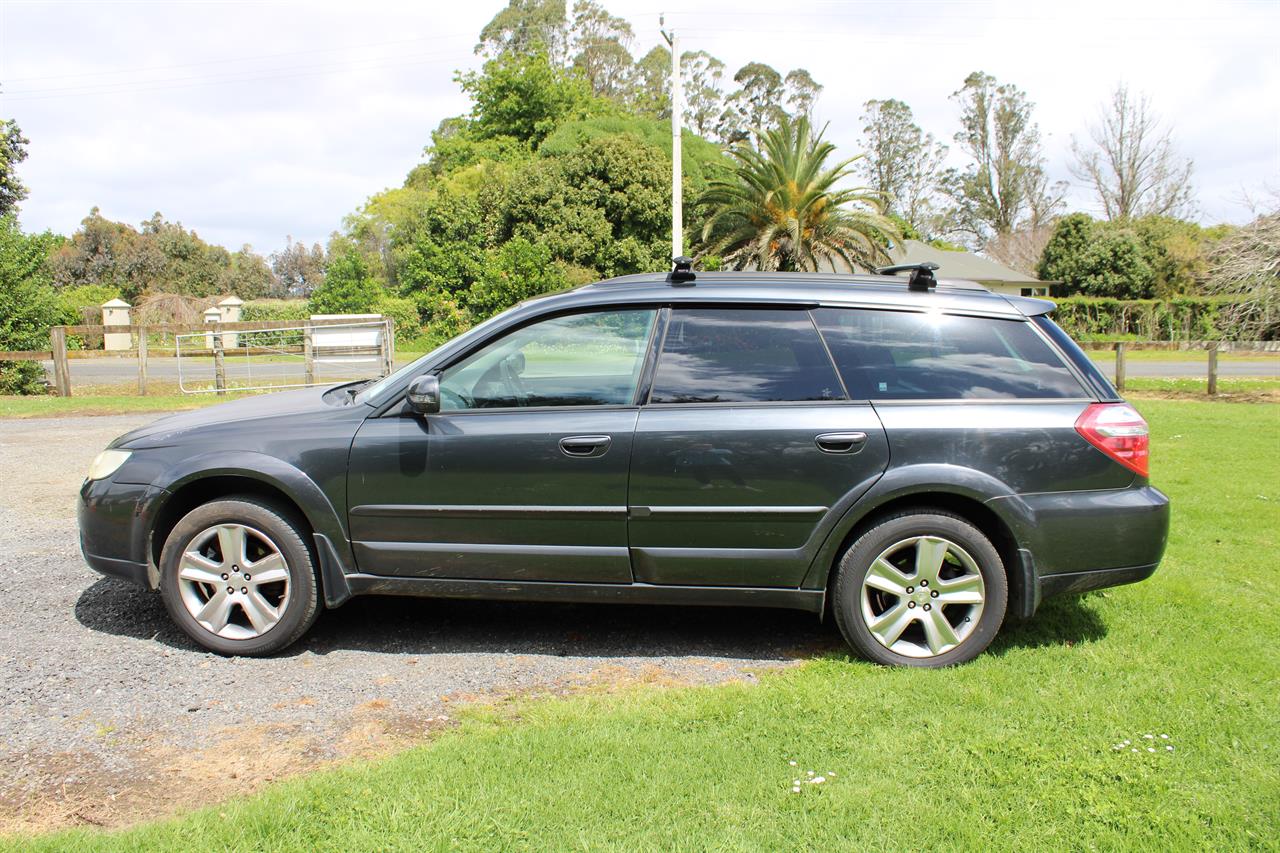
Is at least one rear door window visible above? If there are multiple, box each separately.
[813,308,1085,400]
[649,307,845,404]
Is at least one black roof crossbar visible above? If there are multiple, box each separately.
[876,261,939,292]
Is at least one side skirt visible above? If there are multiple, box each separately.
[340,574,825,614]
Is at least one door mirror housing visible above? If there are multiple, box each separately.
[406,374,440,415]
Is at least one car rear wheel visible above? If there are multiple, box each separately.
[832,510,1008,667]
[159,497,320,656]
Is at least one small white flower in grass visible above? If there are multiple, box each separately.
[1123,740,1131,745]
[1166,745,1175,751]
[828,772,836,777]
[1143,733,1154,739]
[806,770,815,777]
[1147,747,1156,752]
[789,760,797,766]
[792,786,801,794]
[1160,734,1169,739]
[1131,748,1139,753]
[811,777,826,785]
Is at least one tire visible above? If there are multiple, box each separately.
[159,497,320,656]
[832,510,1008,667]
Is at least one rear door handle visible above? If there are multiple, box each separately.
[815,432,868,454]
[559,435,612,458]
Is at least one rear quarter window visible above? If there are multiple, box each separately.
[813,307,1086,400]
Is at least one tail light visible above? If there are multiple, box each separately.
[1075,403,1150,477]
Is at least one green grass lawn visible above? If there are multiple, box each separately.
[1085,348,1271,362]
[0,392,254,418]
[12,398,1278,851]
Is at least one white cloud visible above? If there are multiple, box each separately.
[3,0,1277,257]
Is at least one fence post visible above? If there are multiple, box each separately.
[383,317,395,376]
[1207,342,1219,396]
[50,326,72,397]
[213,330,227,396]
[1114,342,1126,393]
[137,328,148,396]
[303,321,315,385]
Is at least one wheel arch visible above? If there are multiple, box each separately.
[804,466,1032,614]
[147,453,355,595]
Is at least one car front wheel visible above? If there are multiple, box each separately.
[832,510,1008,667]
[159,497,320,656]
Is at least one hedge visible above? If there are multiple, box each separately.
[1049,296,1235,341]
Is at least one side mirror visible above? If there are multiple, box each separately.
[406,375,440,415]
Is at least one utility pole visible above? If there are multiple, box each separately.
[660,16,683,259]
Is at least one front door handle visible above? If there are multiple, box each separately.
[815,432,868,454]
[559,435,612,458]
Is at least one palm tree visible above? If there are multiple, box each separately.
[698,116,899,272]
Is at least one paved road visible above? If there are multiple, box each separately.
[42,355,1279,388]
[1092,359,1278,378]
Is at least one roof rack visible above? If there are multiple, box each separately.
[668,256,696,285]
[876,261,939,292]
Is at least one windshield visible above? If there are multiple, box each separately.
[353,311,512,407]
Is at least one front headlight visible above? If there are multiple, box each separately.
[87,449,132,481]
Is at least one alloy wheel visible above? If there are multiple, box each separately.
[175,523,291,640]
[860,535,986,658]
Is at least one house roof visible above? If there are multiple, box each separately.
[888,240,1042,285]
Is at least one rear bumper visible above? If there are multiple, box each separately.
[1039,562,1159,598]
[993,484,1169,617]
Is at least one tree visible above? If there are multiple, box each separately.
[271,237,326,297]
[1070,84,1195,221]
[1036,212,1215,298]
[494,132,671,276]
[475,0,569,64]
[719,62,785,143]
[458,51,596,147]
[308,251,382,315]
[946,72,1062,241]
[630,46,670,119]
[681,50,725,136]
[783,69,822,119]
[220,247,277,299]
[856,99,948,236]
[1203,211,1279,340]
[568,1,635,100]
[699,116,899,272]
[0,119,30,217]
[0,216,63,393]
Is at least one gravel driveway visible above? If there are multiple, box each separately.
[0,414,823,833]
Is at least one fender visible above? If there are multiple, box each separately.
[149,451,358,580]
[800,463,1034,590]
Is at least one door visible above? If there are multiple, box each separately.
[348,307,658,582]
[627,306,890,588]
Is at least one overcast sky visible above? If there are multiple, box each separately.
[2,0,1277,257]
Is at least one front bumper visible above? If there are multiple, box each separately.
[78,478,168,589]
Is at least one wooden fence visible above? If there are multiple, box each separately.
[0,317,392,397]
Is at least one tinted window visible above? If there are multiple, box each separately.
[814,308,1085,400]
[440,309,656,409]
[649,308,845,404]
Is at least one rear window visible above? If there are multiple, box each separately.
[813,308,1086,400]
[650,307,845,404]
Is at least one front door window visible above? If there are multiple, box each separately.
[439,309,657,410]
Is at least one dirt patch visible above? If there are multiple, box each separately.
[0,660,783,836]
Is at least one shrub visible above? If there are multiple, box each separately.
[372,294,423,341]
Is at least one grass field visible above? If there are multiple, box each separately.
[10,398,1278,851]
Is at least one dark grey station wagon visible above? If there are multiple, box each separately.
[78,263,1169,666]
